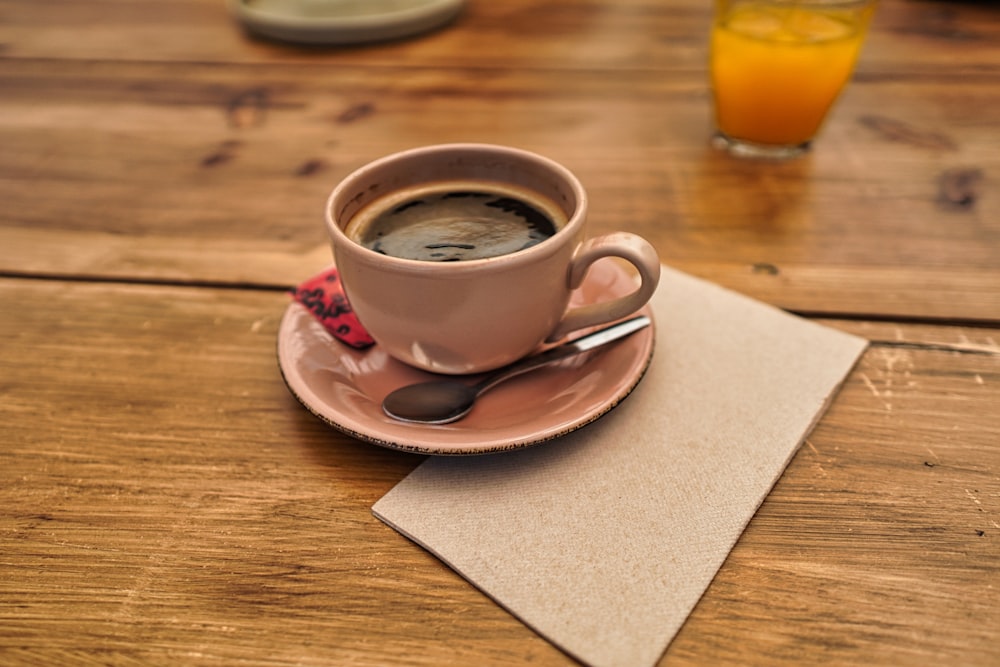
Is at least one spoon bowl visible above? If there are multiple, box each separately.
[382,316,651,424]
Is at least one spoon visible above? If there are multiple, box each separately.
[381,315,651,424]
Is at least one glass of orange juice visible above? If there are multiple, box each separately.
[710,0,877,158]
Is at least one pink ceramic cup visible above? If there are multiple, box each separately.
[325,143,660,374]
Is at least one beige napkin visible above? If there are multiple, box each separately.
[372,265,867,667]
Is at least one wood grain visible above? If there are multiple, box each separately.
[1,0,998,664]
[1,0,999,321]
[1,0,998,74]
[1,280,997,666]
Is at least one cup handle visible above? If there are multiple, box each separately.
[546,232,661,342]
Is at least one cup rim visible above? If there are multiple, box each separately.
[325,143,588,274]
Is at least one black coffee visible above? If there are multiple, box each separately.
[346,182,566,262]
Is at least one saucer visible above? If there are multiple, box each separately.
[277,260,655,455]
[229,0,464,45]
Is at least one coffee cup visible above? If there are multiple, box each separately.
[325,143,660,374]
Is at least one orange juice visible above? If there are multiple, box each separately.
[710,2,874,150]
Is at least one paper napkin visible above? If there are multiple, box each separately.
[372,265,867,667]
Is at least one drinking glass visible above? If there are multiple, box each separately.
[709,0,877,158]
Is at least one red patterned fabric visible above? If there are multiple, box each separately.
[290,267,375,350]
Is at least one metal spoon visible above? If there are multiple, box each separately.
[381,315,651,424]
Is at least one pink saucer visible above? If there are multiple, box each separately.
[277,260,655,455]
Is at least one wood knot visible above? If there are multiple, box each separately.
[750,262,780,276]
[937,167,983,209]
[336,102,376,124]
[858,115,957,151]
[228,88,270,129]
[295,159,328,177]
[200,140,242,168]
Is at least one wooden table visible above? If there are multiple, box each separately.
[2,1,998,664]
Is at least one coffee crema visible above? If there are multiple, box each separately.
[345,181,568,262]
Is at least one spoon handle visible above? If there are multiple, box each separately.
[473,315,652,394]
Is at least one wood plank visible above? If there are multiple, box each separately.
[674,316,1000,665]
[0,279,550,665]
[2,57,998,320]
[1,279,997,665]
[0,0,997,76]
